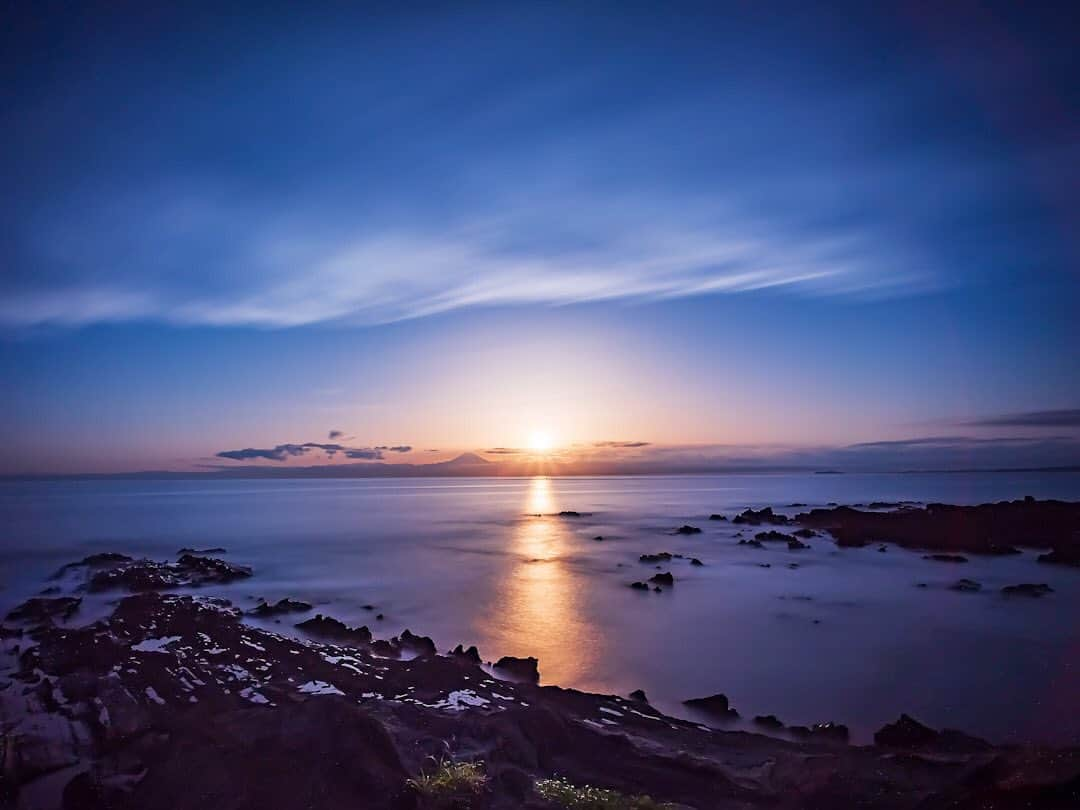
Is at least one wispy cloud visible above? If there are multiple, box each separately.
[965,409,1080,428]
[216,440,412,463]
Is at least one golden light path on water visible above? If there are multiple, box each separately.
[477,476,605,686]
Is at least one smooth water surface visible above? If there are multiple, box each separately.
[1,472,1077,744]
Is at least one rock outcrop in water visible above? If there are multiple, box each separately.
[795,497,1080,555]
[1,552,1078,809]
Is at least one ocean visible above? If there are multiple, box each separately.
[1,471,1077,744]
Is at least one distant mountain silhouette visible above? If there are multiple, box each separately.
[435,452,492,467]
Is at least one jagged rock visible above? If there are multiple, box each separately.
[1001,583,1053,597]
[398,629,436,657]
[629,689,648,702]
[738,539,764,548]
[753,714,784,729]
[629,581,650,590]
[675,525,701,535]
[733,507,790,526]
[250,598,312,617]
[649,572,674,587]
[690,558,704,566]
[493,655,539,683]
[295,614,372,645]
[755,531,792,542]
[683,693,738,721]
[792,528,816,538]
[787,538,809,550]
[708,514,727,521]
[874,714,990,752]
[450,644,481,663]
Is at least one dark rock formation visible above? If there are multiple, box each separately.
[629,581,649,591]
[675,524,702,535]
[648,572,674,587]
[789,722,849,743]
[709,514,727,521]
[755,530,792,542]
[733,507,790,526]
[753,714,784,729]
[296,614,373,645]
[874,714,992,753]
[683,693,738,721]
[796,498,1078,555]
[398,629,437,657]
[949,578,982,592]
[249,597,313,617]
[629,689,648,702]
[787,538,809,550]
[450,644,481,663]
[557,510,582,517]
[7,596,81,624]
[792,528,817,538]
[592,535,604,541]
[177,547,227,554]
[1001,583,1054,597]
[639,552,673,563]
[924,554,968,563]
[493,655,539,683]
[690,557,704,566]
[738,539,764,548]
[88,554,252,592]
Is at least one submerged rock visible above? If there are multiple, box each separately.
[708,514,727,521]
[639,552,673,563]
[629,581,650,591]
[949,579,982,592]
[1001,583,1054,597]
[924,554,968,563]
[675,524,702,535]
[690,558,704,566]
[648,572,674,587]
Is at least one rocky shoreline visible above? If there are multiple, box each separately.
[1,499,1079,809]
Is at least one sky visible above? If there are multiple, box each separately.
[1,1,1078,475]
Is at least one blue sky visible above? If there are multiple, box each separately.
[1,1,1077,474]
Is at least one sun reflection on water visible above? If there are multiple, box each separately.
[477,476,602,685]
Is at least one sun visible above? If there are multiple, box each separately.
[527,430,554,454]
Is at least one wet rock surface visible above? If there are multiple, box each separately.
[0,553,1077,809]
[87,554,253,592]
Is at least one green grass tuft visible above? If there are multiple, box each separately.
[535,776,675,809]
[408,760,487,798]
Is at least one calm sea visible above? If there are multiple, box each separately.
[1,472,1078,744]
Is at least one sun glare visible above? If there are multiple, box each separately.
[528,430,554,454]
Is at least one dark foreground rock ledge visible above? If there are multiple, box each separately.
[1,557,1078,809]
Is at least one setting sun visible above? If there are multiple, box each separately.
[528,430,554,453]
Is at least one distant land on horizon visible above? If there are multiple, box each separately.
[4,453,1079,481]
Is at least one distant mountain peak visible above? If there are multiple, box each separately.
[443,452,491,466]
